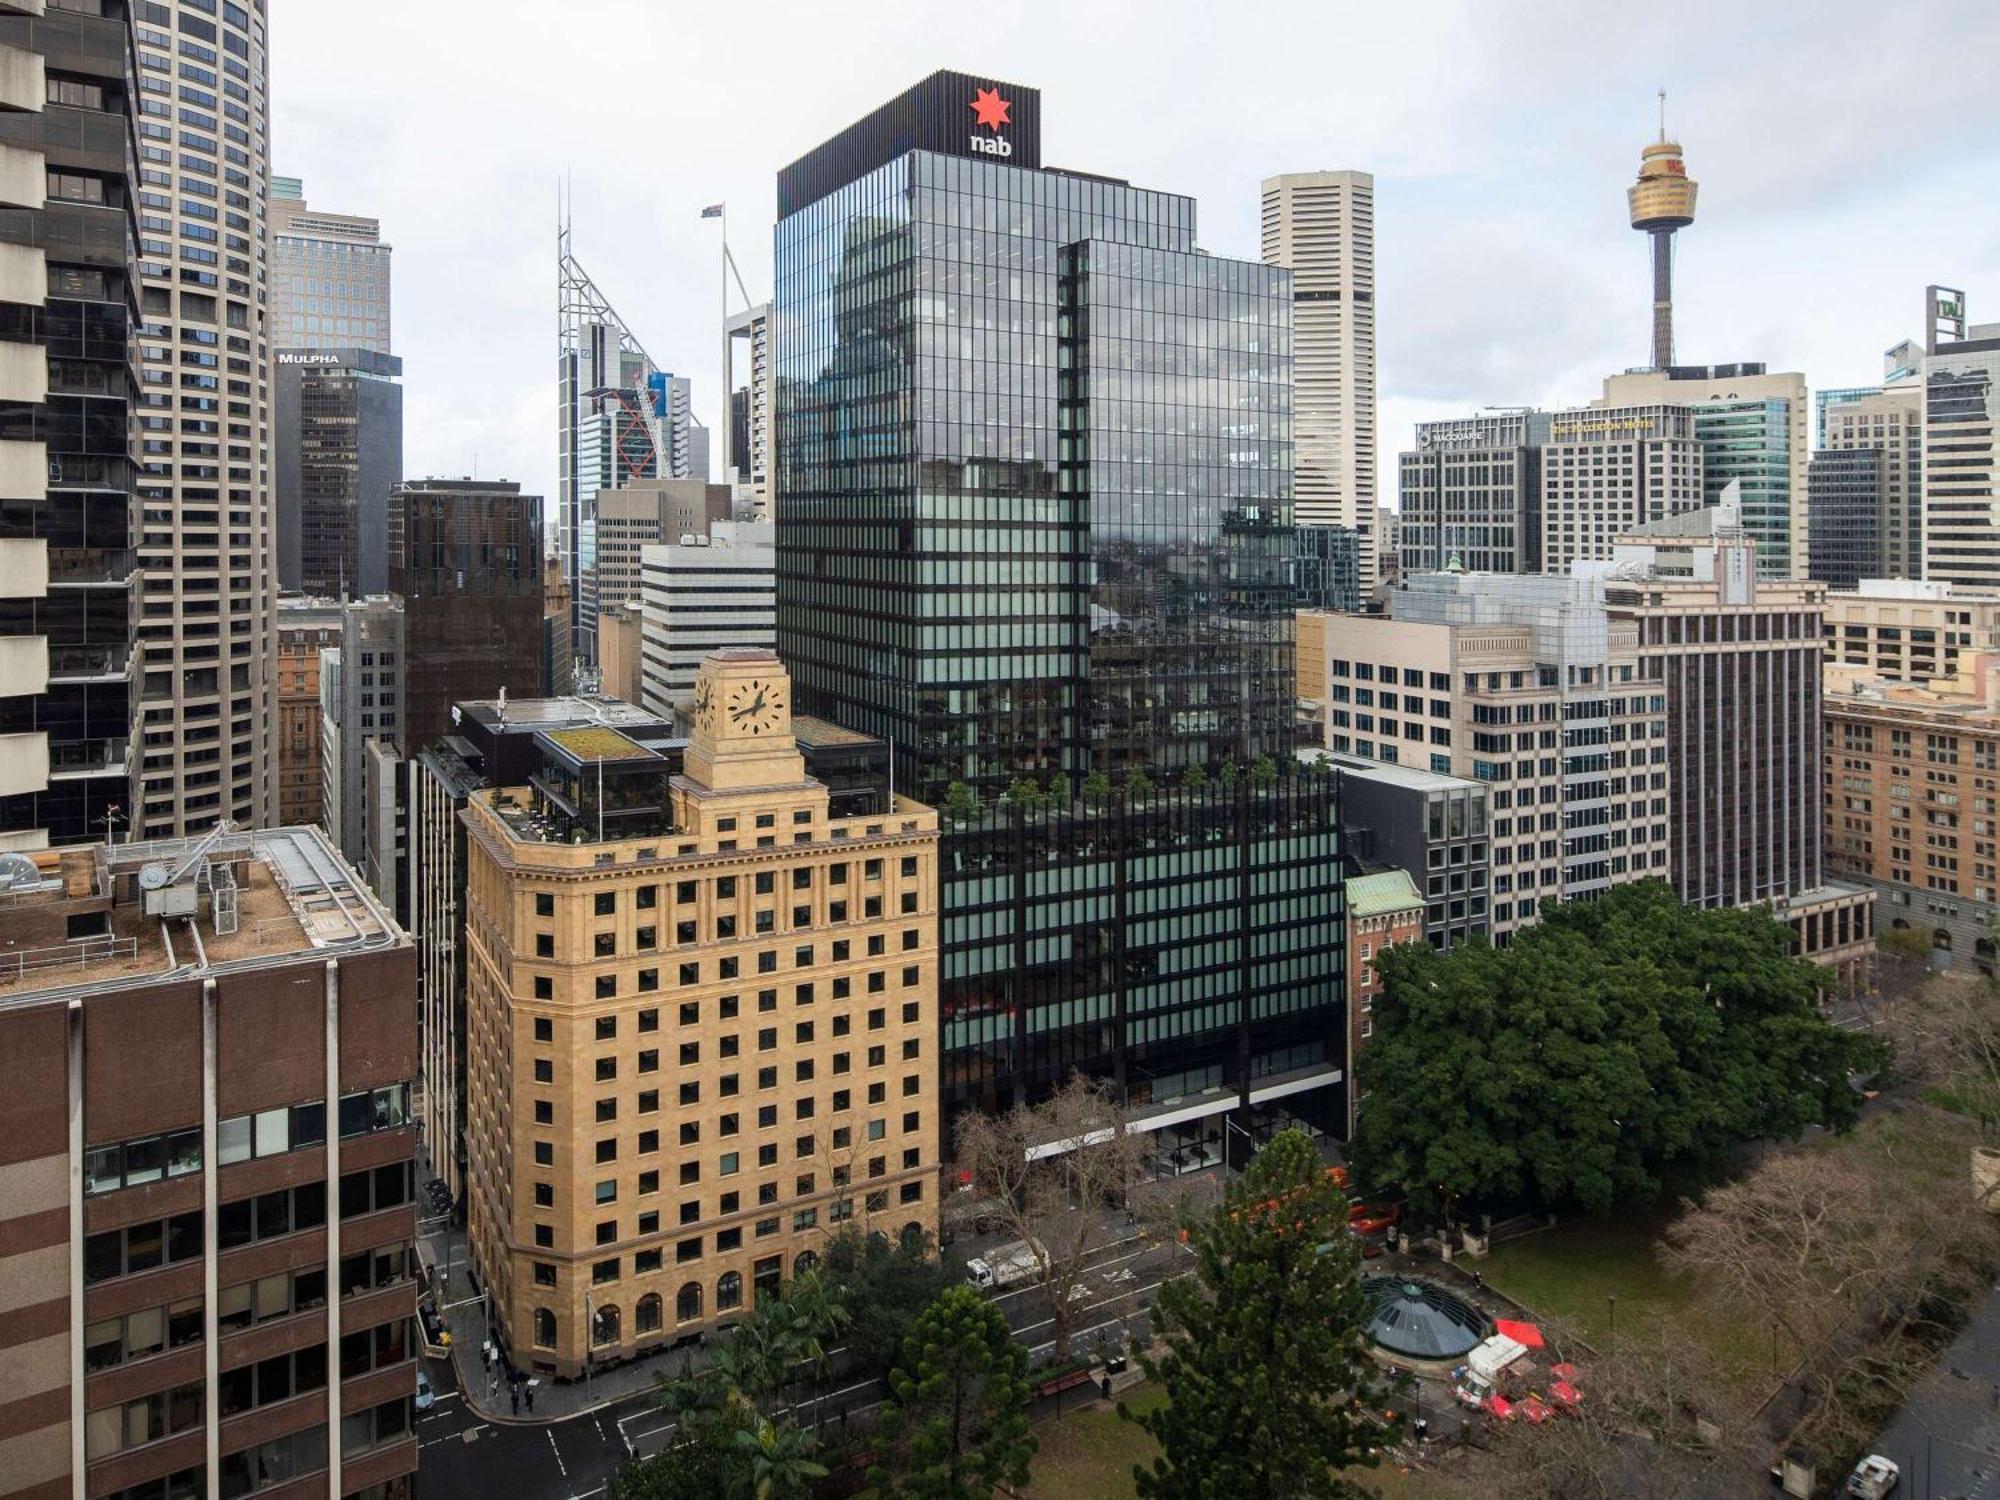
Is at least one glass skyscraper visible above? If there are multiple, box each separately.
[775,72,1346,1132]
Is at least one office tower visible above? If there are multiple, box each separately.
[557,232,704,664]
[1539,403,1704,570]
[596,604,644,703]
[776,72,1346,1134]
[320,594,402,869]
[0,0,139,850]
[1292,524,1360,612]
[1599,365,1810,579]
[276,594,341,828]
[1397,410,1551,574]
[1807,449,1884,590]
[1822,577,2000,681]
[543,556,573,697]
[1817,385,1882,447]
[1317,752,1490,955]
[274,347,405,596]
[131,0,275,838]
[1600,510,1867,961]
[581,476,732,642]
[1376,504,1401,585]
[1918,288,2000,587]
[388,478,546,755]
[725,303,771,515]
[1817,385,1923,581]
[1627,120,1697,369]
[1262,170,1377,588]
[1302,576,1666,945]
[1826,652,2000,969]
[639,519,774,715]
[0,824,417,1500]
[459,650,941,1375]
[268,177,391,354]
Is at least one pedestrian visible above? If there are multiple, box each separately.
[525,1384,534,1414]
[511,1386,520,1416]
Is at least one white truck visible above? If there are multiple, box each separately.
[966,1239,1048,1291]
[1451,1333,1529,1410]
[1844,1455,1899,1499]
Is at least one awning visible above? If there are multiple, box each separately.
[1550,1378,1581,1407]
[1493,1318,1545,1349]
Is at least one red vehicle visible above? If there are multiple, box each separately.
[1347,1201,1404,1236]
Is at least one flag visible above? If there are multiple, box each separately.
[700,203,724,219]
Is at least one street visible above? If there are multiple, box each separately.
[1862,1283,2000,1500]
[416,1216,1201,1497]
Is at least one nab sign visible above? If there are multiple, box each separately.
[967,85,1013,157]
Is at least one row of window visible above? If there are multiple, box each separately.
[84,1165,416,1283]
[83,1084,412,1195]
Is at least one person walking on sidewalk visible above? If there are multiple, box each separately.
[510,1386,519,1416]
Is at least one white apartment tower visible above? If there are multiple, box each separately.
[132,0,277,835]
[1261,170,1377,587]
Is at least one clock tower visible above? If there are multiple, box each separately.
[683,648,808,793]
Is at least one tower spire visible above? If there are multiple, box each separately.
[1657,88,1667,143]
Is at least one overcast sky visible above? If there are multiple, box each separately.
[272,0,2000,512]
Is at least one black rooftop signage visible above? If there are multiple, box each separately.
[778,69,1042,218]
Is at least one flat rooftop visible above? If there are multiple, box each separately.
[455,695,675,734]
[1310,751,1484,794]
[0,827,401,1006]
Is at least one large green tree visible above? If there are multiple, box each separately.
[868,1284,1035,1500]
[1123,1129,1397,1500]
[1349,880,1887,1220]
[819,1225,955,1380]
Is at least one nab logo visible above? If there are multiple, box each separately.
[968,85,1013,158]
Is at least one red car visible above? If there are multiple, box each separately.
[1348,1201,1404,1236]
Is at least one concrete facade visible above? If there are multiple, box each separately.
[638,521,775,715]
[1261,170,1376,586]
[1540,403,1704,572]
[1823,579,2000,683]
[1818,385,1922,582]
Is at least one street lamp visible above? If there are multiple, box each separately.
[1606,1294,1617,1340]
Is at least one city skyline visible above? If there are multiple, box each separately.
[270,0,2000,515]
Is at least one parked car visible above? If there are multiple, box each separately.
[415,1369,435,1412]
[1844,1455,1899,1499]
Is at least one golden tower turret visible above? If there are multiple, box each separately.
[1629,93,1698,369]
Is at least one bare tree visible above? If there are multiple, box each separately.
[1881,971,2000,1129]
[1475,1320,1757,1500]
[951,1073,1150,1366]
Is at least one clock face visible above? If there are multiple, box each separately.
[725,677,785,736]
[693,680,714,729]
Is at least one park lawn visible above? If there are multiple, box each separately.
[1477,1210,1769,1390]
[1021,1384,1165,1500]
[1023,1383,1471,1499]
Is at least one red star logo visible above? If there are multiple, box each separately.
[970,86,1011,133]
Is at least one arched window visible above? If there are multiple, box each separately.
[716,1271,743,1311]
[676,1281,703,1323]
[793,1250,819,1278]
[533,1308,556,1349]
[1891,917,1911,930]
[591,1304,619,1347]
[636,1294,663,1335]
[900,1221,925,1252]
[1935,928,1954,952]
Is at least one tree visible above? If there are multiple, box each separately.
[942,782,980,827]
[1216,760,1240,790]
[733,1416,829,1500]
[607,1427,737,1500]
[1181,763,1208,791]
[819,1225,956,1380]
[1123,1130,1397,1499]
[1045,771,1073,808]
[1880,970,2000,1126]
[1005,776,1045,814]
[868,1285,1035,1500]
[952,1073,1149,1364]
[1081,770,1113,805]
[1349,881,1888,1221]
[1248,754,1279,789]
[1123,767,1154,798]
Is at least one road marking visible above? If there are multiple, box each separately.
[548,1430,568,1477]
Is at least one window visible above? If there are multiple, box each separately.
[534,1308,557,1347]
[85,1380,205,1460]
[217,1424,329,1498]
[637,1293,664,1334]
[219,1344,330,1417]
[340,1396,412,1460]
[86,1125,204,1192]
[676,1281,703,1322]
[535,893,555,916]
[84,1297,205,1371]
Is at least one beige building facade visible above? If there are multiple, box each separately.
[462,650,940,1377]
[1540,403,1703,572]
[1261,170,1377,587]
[1824,578,2000,683]
[1821,386,1923,580]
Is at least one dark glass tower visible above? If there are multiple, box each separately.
[776,72,1346,1132]
[0,0,140,844]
